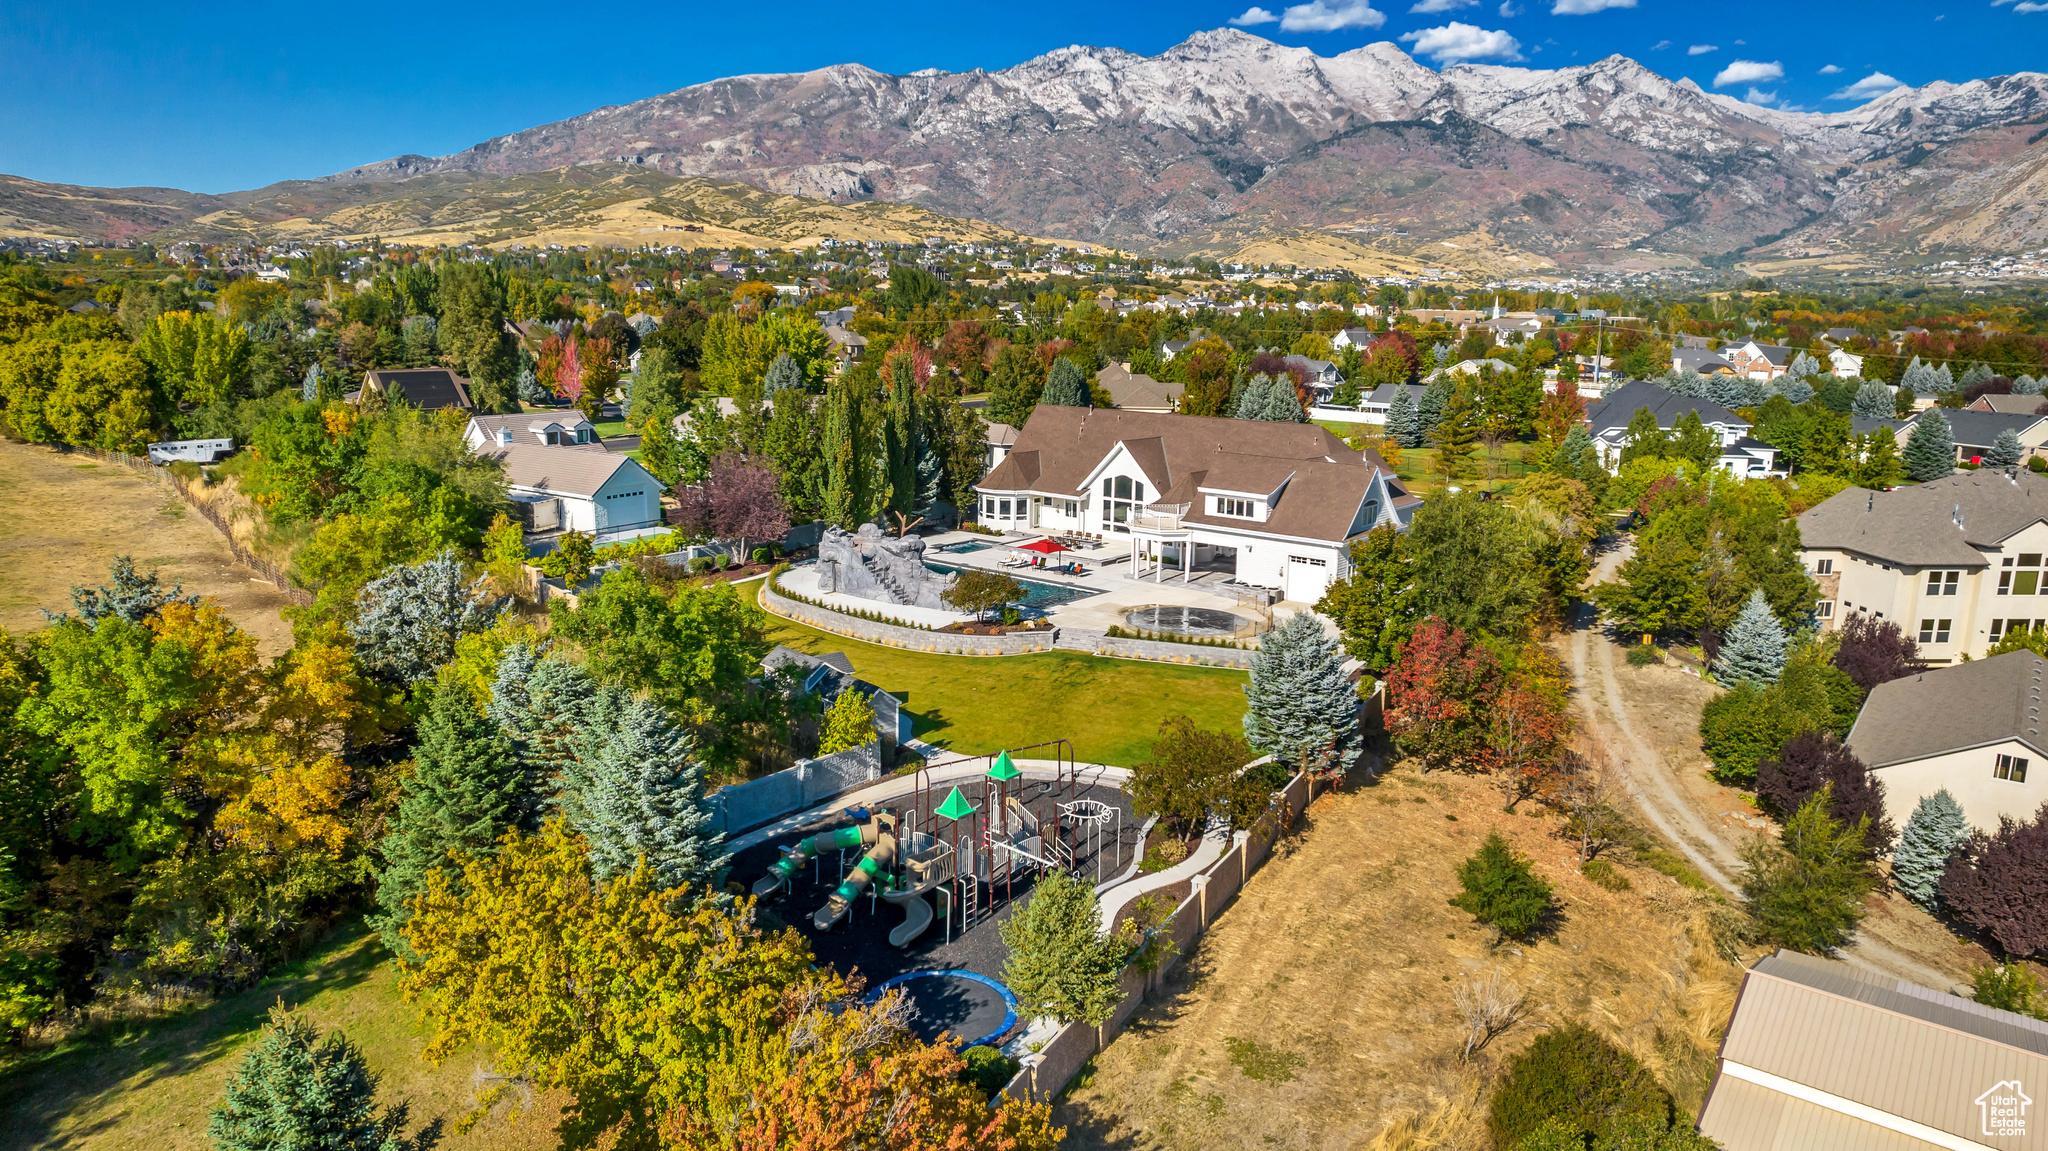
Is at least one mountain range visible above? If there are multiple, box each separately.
[9,29,2048,272]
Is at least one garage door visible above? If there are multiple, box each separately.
[1286,555,1328,603]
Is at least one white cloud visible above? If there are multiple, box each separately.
[1734,38,1746,44]
[1400,21,1525,61]
[1550,0,1633,12]
[2014,2,2047,12]
[1500,1,1523,13]
[1229,6,1280,23]
[1651,39,1671,49]
[1744,87,1778,105]
[1829,71,1905,101]
[1712,59,1784,87]
[1277,0,1388,30]
[1410,0,1476,12]
[1818,63,1843,74]
[1687,43,1717,55]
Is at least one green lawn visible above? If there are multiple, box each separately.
[759,594,1249,767]
[0,920,558,1151]
[1314,424,1544,498]
[592,419,635,438]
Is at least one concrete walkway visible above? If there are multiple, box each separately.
[1093,816,1233,935]
[728,757,1131,852]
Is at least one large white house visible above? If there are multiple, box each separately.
[973,408,1419,604]
[1842,650,2048,835]
[1799,467,2048,662]
[1585,381,1781,476]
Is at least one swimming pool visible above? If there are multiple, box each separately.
[936,541,992,553]
[924,561,1099,609]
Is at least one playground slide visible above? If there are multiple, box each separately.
[883,888,933,947]
[814,832,899,930]
[753,823,872,897]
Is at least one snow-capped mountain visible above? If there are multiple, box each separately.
[323,29,2048,260]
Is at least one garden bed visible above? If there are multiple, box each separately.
[937,619,1056,636]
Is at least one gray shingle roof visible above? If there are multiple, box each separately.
[480,443,651,498]
[362,368,473,412]
[1585,380,1748,436]
[1969,394,2048,415]
[466,412,609,453]
[1798,467,2048,566]
[1845,649,2048,769]
[1916,408,2048,450]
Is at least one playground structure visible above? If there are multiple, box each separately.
[751,740,1129,948]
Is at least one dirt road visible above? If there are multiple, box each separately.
[1570,538,1983,991]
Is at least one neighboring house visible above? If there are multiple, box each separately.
[147,438,234,465]
[823,324,867,366]
[671,397,744,439]
[481,444,664,535]
[1797,467,2048,661]
[984,421,1019,470]
[1355,382,1428,425]
[1968,393,2048,416]
[1482,316,1544,344]
[1280,355,1344,401]
[1096,362,1185,412]
[357,368,475,412]
[761,645,911,750]
[973,407,1419,604]
[1698,949,2048,1150]
[1158,339,1193,360]
[1886,409,2048,464]
[463,412,606,453]
[1828,348,1865,377]
[815,306,857,328]
[1583,381,1779,475]
[1821,327,1864,343]
[1671,347,1739,375]
[1842,649,2048,833]
[1433,357,1519,380]
[1331,327,1375,349]
[1723,341,1795,381]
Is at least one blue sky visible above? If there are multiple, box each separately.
[3,1,2041,193]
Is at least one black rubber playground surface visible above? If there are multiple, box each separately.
[731,778,1137,1048]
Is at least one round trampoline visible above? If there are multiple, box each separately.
[867,970,1019,1046]
[1124,604,1249,637]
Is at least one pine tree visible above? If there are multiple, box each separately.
[2016,374,2044,397]
[564,692,729,893]
[1902,356,1937,395]
[210,1006,441,1151]
[1778,376,1814,406]
[373,682,527,953]
[1851,381,1894,419]
[1550,424,1595,476]
[1617,406,1668,467]
[1040,357,1090,407]
[301,362,325,403]
[65,556,198,624]
[1989,427,2024,468]
[489,650,600,804]
[1418,375,1452,437]
[1787,351,1820,380]
[1243,611,1361,780]
[1430,387,1480,484]
[1715,588,1787,687]
[1933,362,1956,395]
[1386,384,1422,448]
[347,552,502,684]
[763,351,805,396]
[1260,375,1306,421]
[1961,362,1996,390]
[1903,410,1956,483]
[1894,788,1968,911]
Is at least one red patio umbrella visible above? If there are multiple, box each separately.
[1015,538,1066,555]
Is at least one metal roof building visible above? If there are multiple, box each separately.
[1699,950,2048,1149]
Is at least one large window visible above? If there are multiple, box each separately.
[1814,558,1834,575]
[1999,553,2043,595]
[1215,497,1253,517]
[1996,753,2029,783]
[1925,570,1960,596]
[1918,618,1952,645]
[1101,475,1146,531]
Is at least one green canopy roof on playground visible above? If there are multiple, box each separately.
[987,751,1020,781]
[935,786,977,821]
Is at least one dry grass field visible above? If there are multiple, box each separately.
[1054,768,1743,1151]
[0,442,294,656]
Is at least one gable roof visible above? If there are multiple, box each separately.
[361,368,474,411]
[1799,467,2048,567]
[1733,342,1794,366]
[1096,362,1184,410]
[1585,381,1749,436]
[481,443,653,498]
[466,412,609,453]
[1967,393,2048,415]
[1673,347,1738,374]
[1845,649,2048,768]
[1364,382,1428,406]
[1912,408,2048,451]
[976,407,1414,542]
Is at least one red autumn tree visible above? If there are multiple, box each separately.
[938,319,990,384]
[1175,338,1234,417]
[880,334,937,392]
[1480,684,1573,812]
[556,333,584,403]
[1384,617,1504,773]
[1535,389,1588,445]
[672,452,791,562]
[1368,330,1420,383]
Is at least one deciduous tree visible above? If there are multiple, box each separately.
[1941,803,2048,959]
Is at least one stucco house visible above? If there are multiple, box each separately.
[973,407,1418,604]
[1885,409,2048,464]
[1842,649,2048,834]
[481,444,664,535]
[1584,381,1780,476]
[1798,467,2048,661]
[1723,341,1795,381]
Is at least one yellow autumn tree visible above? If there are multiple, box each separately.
[136,310,249,406]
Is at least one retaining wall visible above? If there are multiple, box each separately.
[708,742,883,837]
[1051,627,1256,669]
[1007,768,1321,1104]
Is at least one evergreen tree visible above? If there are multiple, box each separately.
[1850,381,1894,419]
[1242,611,1361,780]
[882,357,936,524]
[636,405,685,488]
[210,1006,441,1151]
[1893,788,1969,911]
[489,648,600,808]
[1418,375,1452,437]
[1430,387,1480,484]
[1778,376,1814,406]
[999,871,1136,1026]
[1787,351,1820,380]
[1715,588,1787,687]
[1709,373,1750,411]
[64,555,198,624]
[1933,362,1956,395]
[1671,410,1717,472]
[347,552,503,684]
[1616,407,1668,467]
[1663,370,1706,398]
[2016,374,2044,396]
[627,345,686,421]
[302,361,325,403]
[1452,832,1554,939]
[1740,786,1877,952]
[985,344,1043,428]
[1260,374,1306,421]
[1550,424,1595,477]
[1903,410,1956,483]
[564,692,729,893]
[1960,362,1995,390]
[1902,356,1937,395]
[1989,427,2025,468]
[762,351,805,397]
[1386,385,1422,448]
[1040,357,1090,407]
[373,682,526,954]
[820,362,882,528]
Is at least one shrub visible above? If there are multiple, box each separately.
[1451,832,1554,939]
[1756,732,1895,854]
[1972,962,2048,1021]
[750,547,769,564]
[1581,859,1631,891]
[1698,682,1801,787]
[1740,786,1877,952]
[1941,802,2048,959]
[999,870,1138,1026]
[959,1045,1021,1096]
[1625,643,1661,667]
[1488,1023,1672,1147]
[1001,606,1022,626]
[688,556,715,574]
